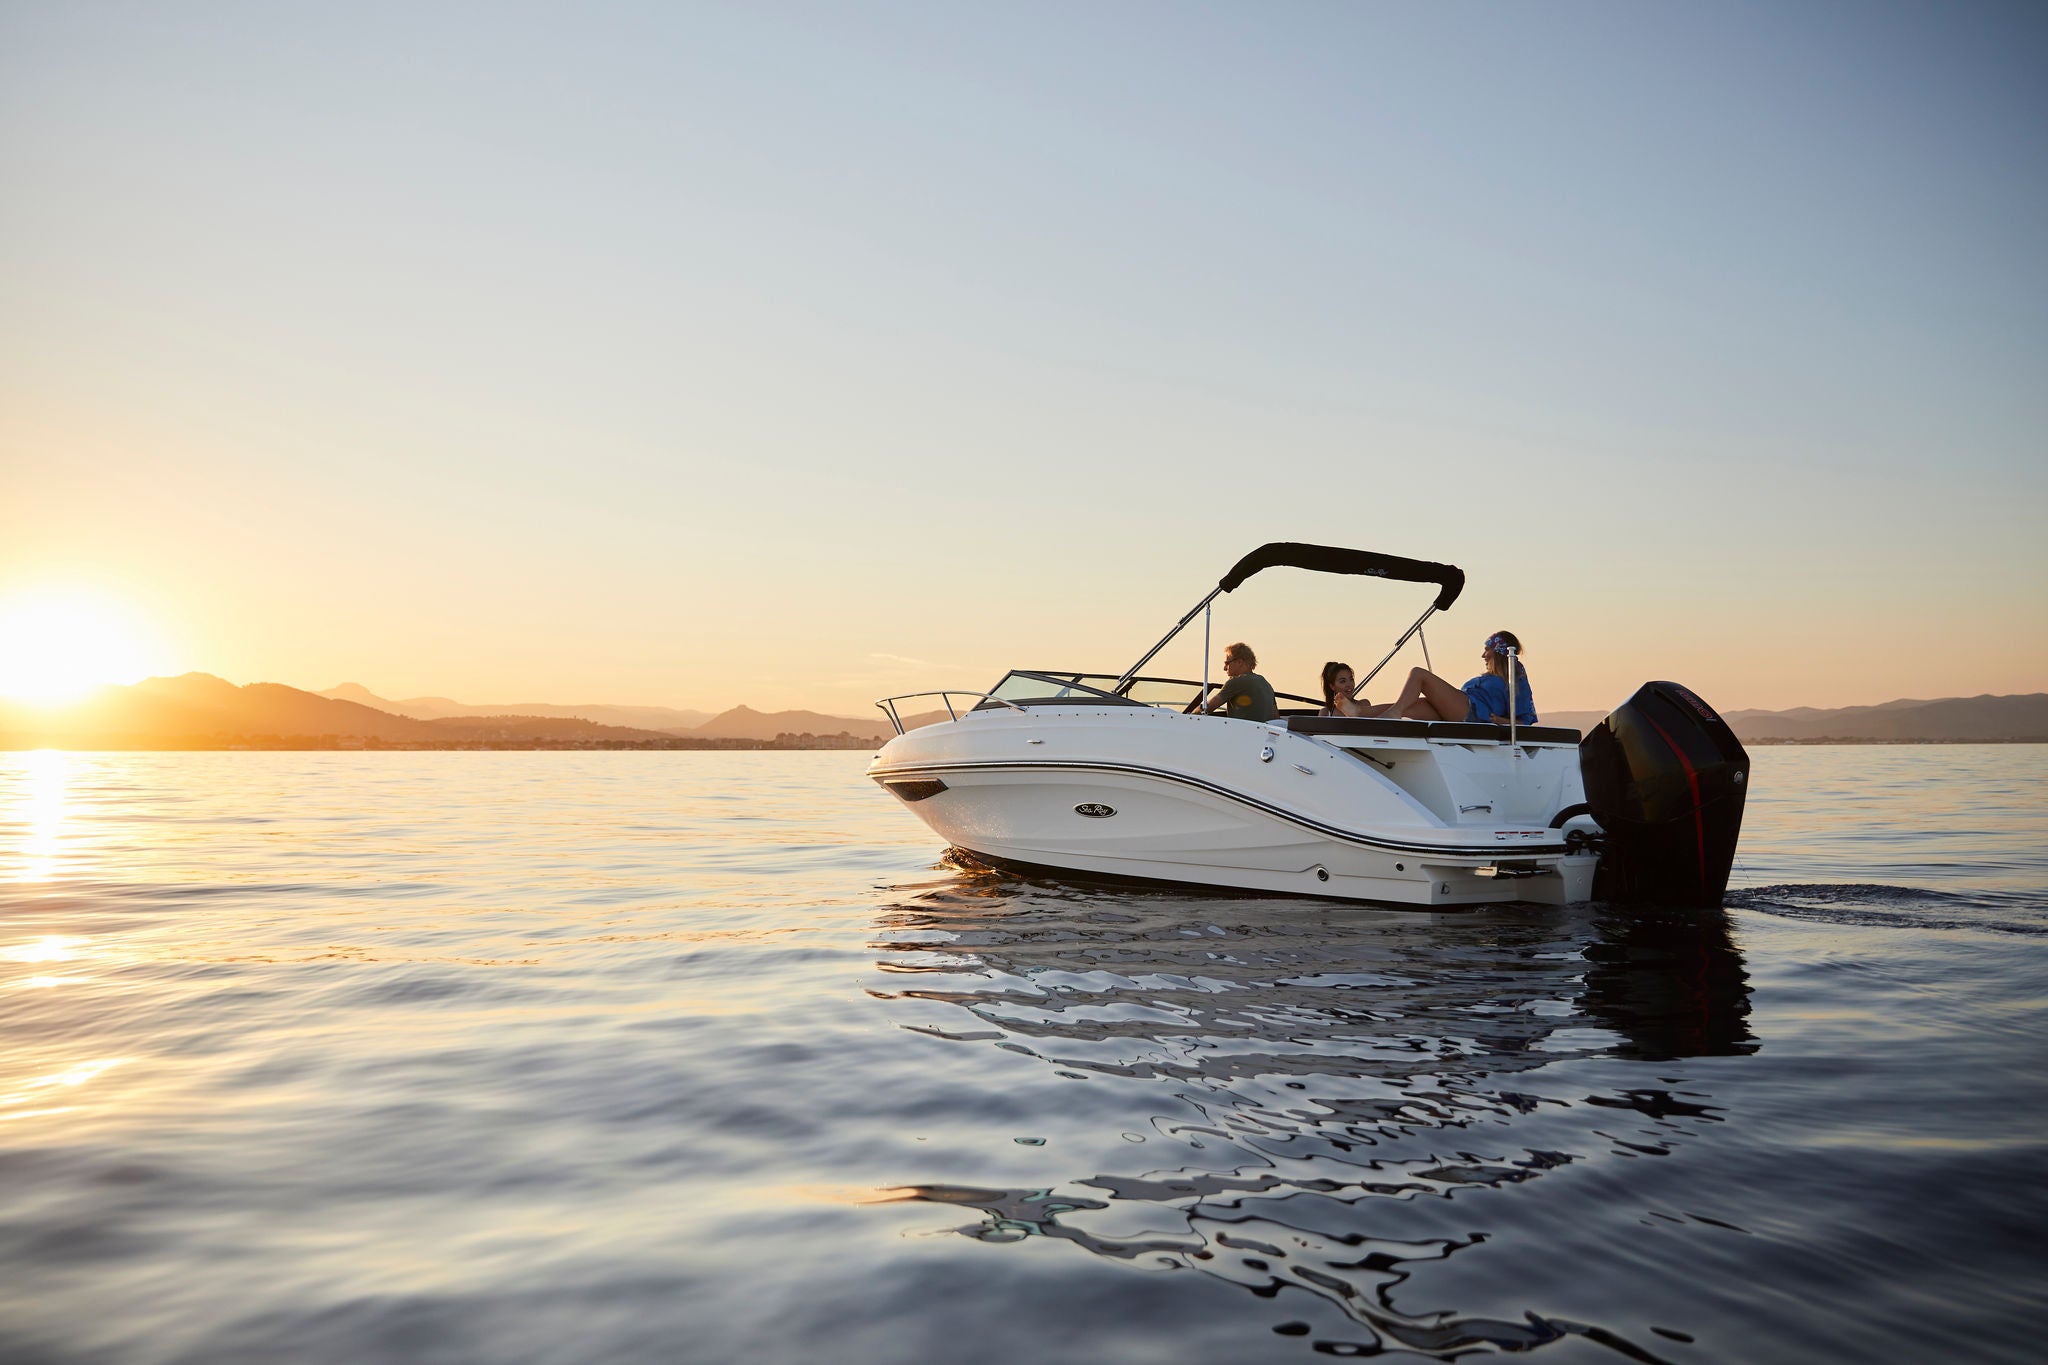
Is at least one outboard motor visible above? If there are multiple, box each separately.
[1580,682,1749,908]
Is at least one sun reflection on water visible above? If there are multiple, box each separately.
[8,934,84,963]
[0,1057,126,1124]
[10,749,70,882]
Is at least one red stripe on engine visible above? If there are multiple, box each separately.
[1641,712,1706,879]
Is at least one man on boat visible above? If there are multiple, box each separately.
[1193,642,1278,723]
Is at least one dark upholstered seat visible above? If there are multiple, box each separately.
[1280,716,1582,745]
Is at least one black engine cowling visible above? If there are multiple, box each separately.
[1580,681,1749,908]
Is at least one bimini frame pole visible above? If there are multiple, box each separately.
[1201,602,1212,711]
[1351,603,1442,699]
[1506,645,1520,752]
[1114,586,1225,691]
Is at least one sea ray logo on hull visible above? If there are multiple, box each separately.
[1074,803,1117,818]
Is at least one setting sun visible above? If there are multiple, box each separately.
[0,591,166,706]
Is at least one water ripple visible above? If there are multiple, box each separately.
[0,748,2040,1364]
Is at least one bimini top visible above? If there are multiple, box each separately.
[1218,542,1465,611]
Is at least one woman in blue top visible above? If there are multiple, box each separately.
[1364,631,1537,725]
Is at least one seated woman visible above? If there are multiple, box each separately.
[1368,631,1537,725]
[1318,661,1374,717]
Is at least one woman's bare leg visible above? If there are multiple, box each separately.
[1413,667,1472,720]
[1369,666,1469,721]
[1362,670,1416,717]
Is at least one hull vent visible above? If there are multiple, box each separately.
[879,777,948,802]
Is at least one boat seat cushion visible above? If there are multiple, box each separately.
[1281,715,1582,744]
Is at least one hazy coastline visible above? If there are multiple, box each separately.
[6,672,2046,751]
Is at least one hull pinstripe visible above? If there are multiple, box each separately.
[870,758,1572,859]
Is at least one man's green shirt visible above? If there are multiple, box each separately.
[1212,671,1277,723]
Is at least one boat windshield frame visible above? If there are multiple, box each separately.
[971,671,1148,711]
[971,670,1321,713]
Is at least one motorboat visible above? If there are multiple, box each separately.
[868,543,1747,909]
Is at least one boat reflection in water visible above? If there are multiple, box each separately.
[869,854,1753,1360]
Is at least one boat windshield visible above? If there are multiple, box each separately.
[973,671,1321,713]
[975,672,1146,709]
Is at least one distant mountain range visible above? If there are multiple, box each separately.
[319,683,716,733]
[316,684,953,742]
[2,675,2042,749]
[1720,693,2048,742]
[1538,693,2048,743]
[1,675,909,749]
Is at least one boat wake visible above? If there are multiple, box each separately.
[1726,884,2048,936]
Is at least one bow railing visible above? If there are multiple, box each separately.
[874,690,1027,736]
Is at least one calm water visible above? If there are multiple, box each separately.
[1,747,2043,1364]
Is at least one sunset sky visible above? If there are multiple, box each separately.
[4,2,2044,717]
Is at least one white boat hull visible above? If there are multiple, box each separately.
[869,705,1597,907]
